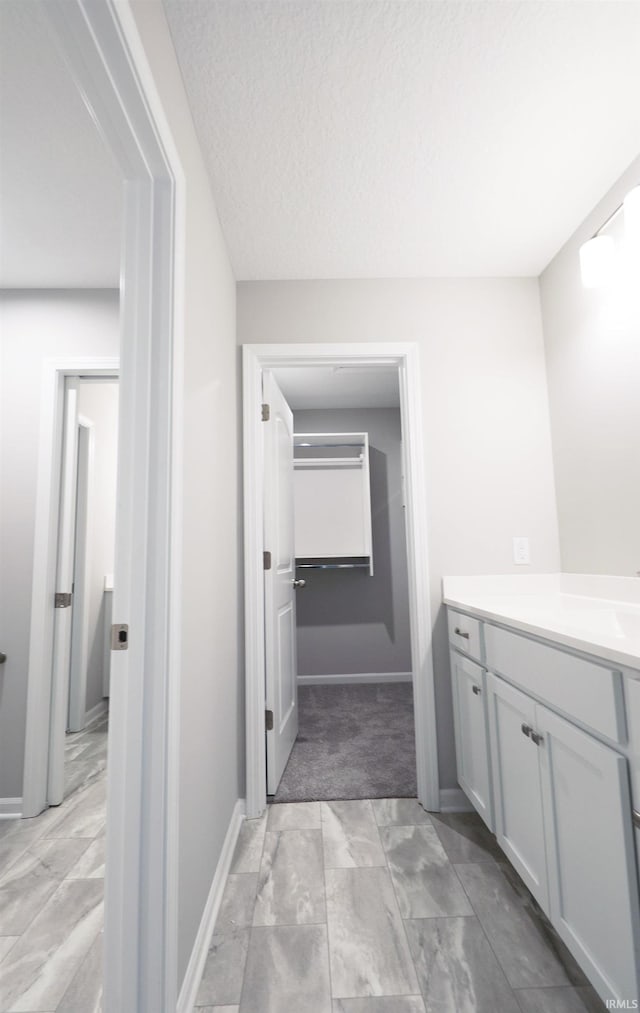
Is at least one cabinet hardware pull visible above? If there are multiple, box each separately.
[521,723,532,738]
[472,684,481,695]
[454,627,470,639]
[531,731,544,746]
[633,810,640,830]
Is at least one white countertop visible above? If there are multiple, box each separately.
[442,573,640,671]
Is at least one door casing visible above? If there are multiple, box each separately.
[22,2,187,1010]
[242,342,439,818]
[67,413,96,735]
[25,361,119,815]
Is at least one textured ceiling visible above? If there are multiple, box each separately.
[164,0,640,279]
[0,1,121,288]
[273,366,400,410]
[4,2,640,287]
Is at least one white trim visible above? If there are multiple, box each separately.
[68,415,94,734]
[243,343,439,818]
[0,799,23,819]
[439,787,474,813]
[176,799,246,1013]
[48,380,79,804]
[24,359,119,819]
[36,4,186,1011]
[84,699,109,728]
[297,672,412,686]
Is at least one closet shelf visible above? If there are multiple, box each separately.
[293,432,374,576]
[294,455,363,467]
[294,434,367,449]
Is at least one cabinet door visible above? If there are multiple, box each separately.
[488,674,549,911]
[538,705,640,1004]
[450,652,493,830]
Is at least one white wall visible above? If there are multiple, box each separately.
[293,407,411,678]
[130,2,242,988]
[76,381,119,714]
[238,278,561,788]
[539,155,640,576]
[0,290,120,800]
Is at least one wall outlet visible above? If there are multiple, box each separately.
[513,536,530,565]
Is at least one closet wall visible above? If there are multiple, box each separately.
[293,407,411,681]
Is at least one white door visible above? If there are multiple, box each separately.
[48,380,80,804]
[263,371,299,793]
[488,673,549,911]
[538,704,640,1003]
[450,652,493,830]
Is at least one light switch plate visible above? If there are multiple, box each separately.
[513,536,530,565]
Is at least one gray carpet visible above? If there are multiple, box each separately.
[272,682,417,803]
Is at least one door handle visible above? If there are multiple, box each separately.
[521,723,532,738]
[472,684,481,695]
[0,653,6,664]
[292,579,306,589]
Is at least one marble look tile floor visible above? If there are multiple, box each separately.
[195,800,606,1013]
[0,713,107,1013]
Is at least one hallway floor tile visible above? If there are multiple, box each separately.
[0,717,107,1013]
[194,799,605,1013]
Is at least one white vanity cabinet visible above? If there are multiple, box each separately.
[489,672,640,1002]
[448,609,494,830]
[487,675,549,909]
[447,601,640,1005]
[450,653,494,830]
[537,702,640,1003]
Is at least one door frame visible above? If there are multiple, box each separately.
[22,2,186,1011]
[243,342,439,818]
[67,412,95,735]
[25,361,118,814]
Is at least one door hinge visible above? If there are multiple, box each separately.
[111,623,129,651]
[265,709,274,731]
[633,809,640,830]
[263,550,272,570]
[54,592,72,608]
[261,403,270,422]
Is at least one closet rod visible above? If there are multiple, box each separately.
[294,442,365,449]
[295,562,370,570]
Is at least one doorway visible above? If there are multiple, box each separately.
[269,367,415,803]
[24,359,120,819]
[13,4,183,1009]
[53,377,119,805]
[243,343,438,819]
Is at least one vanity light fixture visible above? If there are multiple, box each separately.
[579,234,615,289]
[623,185,640,247]
[579,184,640,288]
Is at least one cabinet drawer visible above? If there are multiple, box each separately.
[485,624,625,743]
[448,610,482,661]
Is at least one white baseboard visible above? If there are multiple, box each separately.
[0,798,23,819]
[297,672,412,686]
[84,699,109,728]
[439,788,474,813]
[177,798,246,1013]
